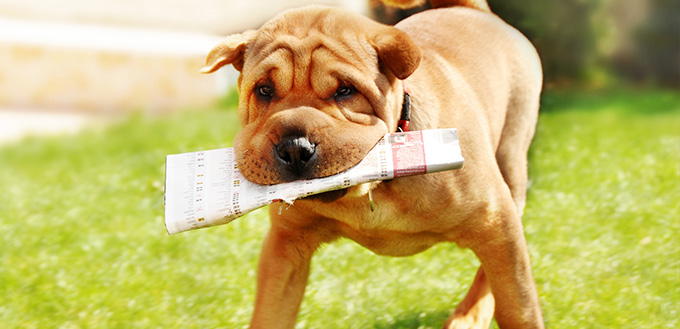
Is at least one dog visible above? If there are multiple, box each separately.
[201,0,543,328]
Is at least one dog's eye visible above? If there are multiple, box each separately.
[334,86,355,100]
[256,85,275,99]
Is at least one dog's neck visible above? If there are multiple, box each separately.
[397,82,411,132]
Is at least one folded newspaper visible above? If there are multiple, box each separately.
[164,128,464,234]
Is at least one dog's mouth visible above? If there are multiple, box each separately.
[234,125,386,186]
[232,97,391,186]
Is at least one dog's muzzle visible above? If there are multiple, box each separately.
[275,136,317,179]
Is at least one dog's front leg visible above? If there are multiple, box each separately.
[250,211,331,329]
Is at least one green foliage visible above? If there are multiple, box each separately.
[488,0,679,87]
[489,0,603,84]
[629,0,680,87]
[0,89,678,328]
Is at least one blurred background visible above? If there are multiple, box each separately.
[0,0,677,142]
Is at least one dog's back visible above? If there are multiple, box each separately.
[383,0,490,11]
[394,3,542,216]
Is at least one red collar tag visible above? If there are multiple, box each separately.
[397,89,411,132]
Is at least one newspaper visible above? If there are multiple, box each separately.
[164,128,464,234]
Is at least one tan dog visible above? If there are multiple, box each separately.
[201,0,543,328]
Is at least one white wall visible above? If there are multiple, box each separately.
[0,0,368,34]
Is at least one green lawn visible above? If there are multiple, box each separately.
[0,88,678,328]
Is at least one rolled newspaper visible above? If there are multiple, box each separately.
[164,128,464,234]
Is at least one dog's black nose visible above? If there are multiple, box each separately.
[275,136,316,177]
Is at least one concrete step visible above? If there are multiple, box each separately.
[0,18,235,114]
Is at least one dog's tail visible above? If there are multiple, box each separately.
[381,0,490,12]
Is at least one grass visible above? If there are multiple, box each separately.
[527,88,680,328]
[0,87,678,328]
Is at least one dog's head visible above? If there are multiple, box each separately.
[202,6,422,185]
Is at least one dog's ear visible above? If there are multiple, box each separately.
[370,27,422,79]
[200,30,257,74]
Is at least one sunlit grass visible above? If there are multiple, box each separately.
[0,88,678,328]
[526,96,680,328]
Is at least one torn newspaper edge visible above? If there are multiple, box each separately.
[164,128,464,234]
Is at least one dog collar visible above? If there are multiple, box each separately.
[397,83,411,132]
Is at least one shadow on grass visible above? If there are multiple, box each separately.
[372,310,452,329]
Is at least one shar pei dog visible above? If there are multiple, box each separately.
[201,0,543,327]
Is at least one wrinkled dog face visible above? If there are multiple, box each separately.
[202,6,421,185]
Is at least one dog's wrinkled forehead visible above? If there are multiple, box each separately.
[255,6,378,49]
[241,8,381,91]
[201,5,422,86]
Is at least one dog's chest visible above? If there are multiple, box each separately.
[292,173,481,255]
[335,216,449,257]
[316,187,462,256]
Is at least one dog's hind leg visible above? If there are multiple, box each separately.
[494,94,540,218]
[444,267,495,329]
[495,123,533,218]
[447,178,544,328]
[495,48,542,218]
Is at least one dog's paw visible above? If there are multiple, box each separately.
[443,292,494,329]
[444,312,493,329]
[444,315,493,329]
